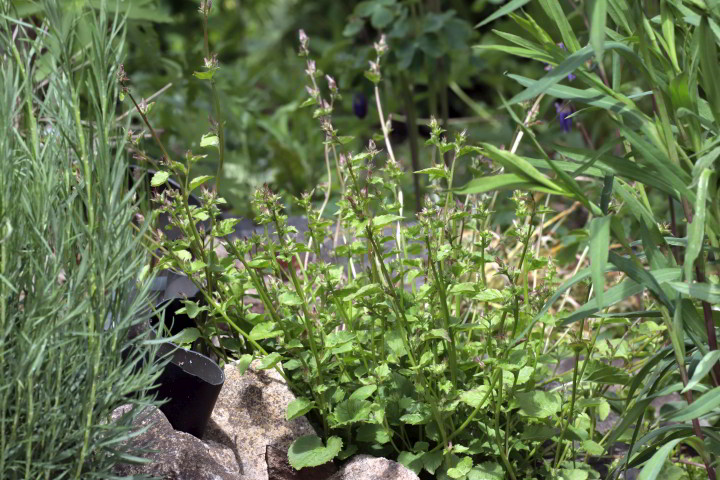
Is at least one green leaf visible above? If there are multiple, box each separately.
[447,456,473,479]
[479,144,564,193]
[235,354,253,375]
[415,166,449,179]
[356,424,391,444]
[287,435,342,469]
[468,461,504,480]
[590,0,608,63]
[664,387,720,422]
[286,397,315,421]
[460,386,491,408]
[177,300,207,319]
[257,352,283,370]
[685,168,711,281]
[171,327,201,345]
[475,0,530,28]
[515,391,562,417]
[250,321,282,340]
[189,175,213,192]
[582,440,604,455]
[200,133,219,148]
[474,289,504,302]
[349,385,377,401]
[683,351,720,393]
[699,18,720,123]
[372,214,404,228]
[174,249,192,262]
[538,0,581,52]
[150,171,169,187]
[636,438,687,480]
[667,282,720,304]
[278,292,304,306]
[333,399,372,426]
[454,173,565,195]
[589,216,611,307]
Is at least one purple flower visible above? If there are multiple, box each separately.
[353,92,368,119]
[555,101,574,133]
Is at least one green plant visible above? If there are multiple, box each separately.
[459,1,720,479]
[1,2,166,479]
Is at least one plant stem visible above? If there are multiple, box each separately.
[400,74,422,212]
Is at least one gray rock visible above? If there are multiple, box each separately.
[204,360,336,480]
[111,405,239,480]
[328,455,419,480]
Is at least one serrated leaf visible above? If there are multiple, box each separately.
[200,133,219,148]
[278,292,304,306]
[250,321,282,340]
[460,386,491,408]
[235,354,253,375]
[150,171,169,187]
[415,166,448,179]
[333,398,372,426]
[473,289,504,302]
[515,391,562,417]
[177,300,207,319]
[189,175,213,192]
[349,385,377,401]
[355,424,390,444]
[287,435,342,469]
[372,214,404,228]
[257,352,282,370]
[286,397,315,421]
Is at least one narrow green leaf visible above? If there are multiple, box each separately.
[538,0,581,52]
[684,168,711,281]
[668,281,720,304]
[684,351,720,393]
[453,173,564,195]
[590,0,608,63]
[589,216,611,307]
[171,327,201,345]
[475,0,531,28]
[665,386,720,421]
[637,438,687,480]
[479,143,563,192]
[699,18,720,123]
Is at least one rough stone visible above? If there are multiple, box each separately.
[110,405,239,480]
[328,455,419,480]
[204,360,336,480]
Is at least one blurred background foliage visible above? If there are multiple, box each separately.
[14,0,598,223]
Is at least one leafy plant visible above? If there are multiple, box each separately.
[1,2,166,479]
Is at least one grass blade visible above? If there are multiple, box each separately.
[590,0,608,63]
[589,216,611,307]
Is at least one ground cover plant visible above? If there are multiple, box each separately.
[122,2,720,479]
[0,2,167,479]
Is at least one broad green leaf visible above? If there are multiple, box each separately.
[684,169,711,281]
[257,352,283,370]
[249,321,282,340]
[475,0,531,28]
[333,399,372,426]
[349,385,377,401]
[200,133,219,148]
[174,249,192,262]
[397,451,424,474]
[356,424,391,444]
[636,438,687,480]
[515,391,562,417]
[468,461,504,480]
[171,327,201,345]
[278,292,304,306]
[235,354,253,375]
[150,170,169,187]
[668,281,720,304]
[286,397,315,421]
[589,216,611,307]
[683,351,720,393]
[287,435,342,469]
[189,175,213,192]
[590,0,608,62]
[415,166,448,179]
[447,456,473,479]
[177,300,207,319]
[664,386,720,422]
[372,214,404,228]
[460,386,491,408]
[474,289,504,302]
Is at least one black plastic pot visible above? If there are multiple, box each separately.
[123,273,224,439]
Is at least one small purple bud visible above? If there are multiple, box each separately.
[353,92,367,118]
[555,101,574,133]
